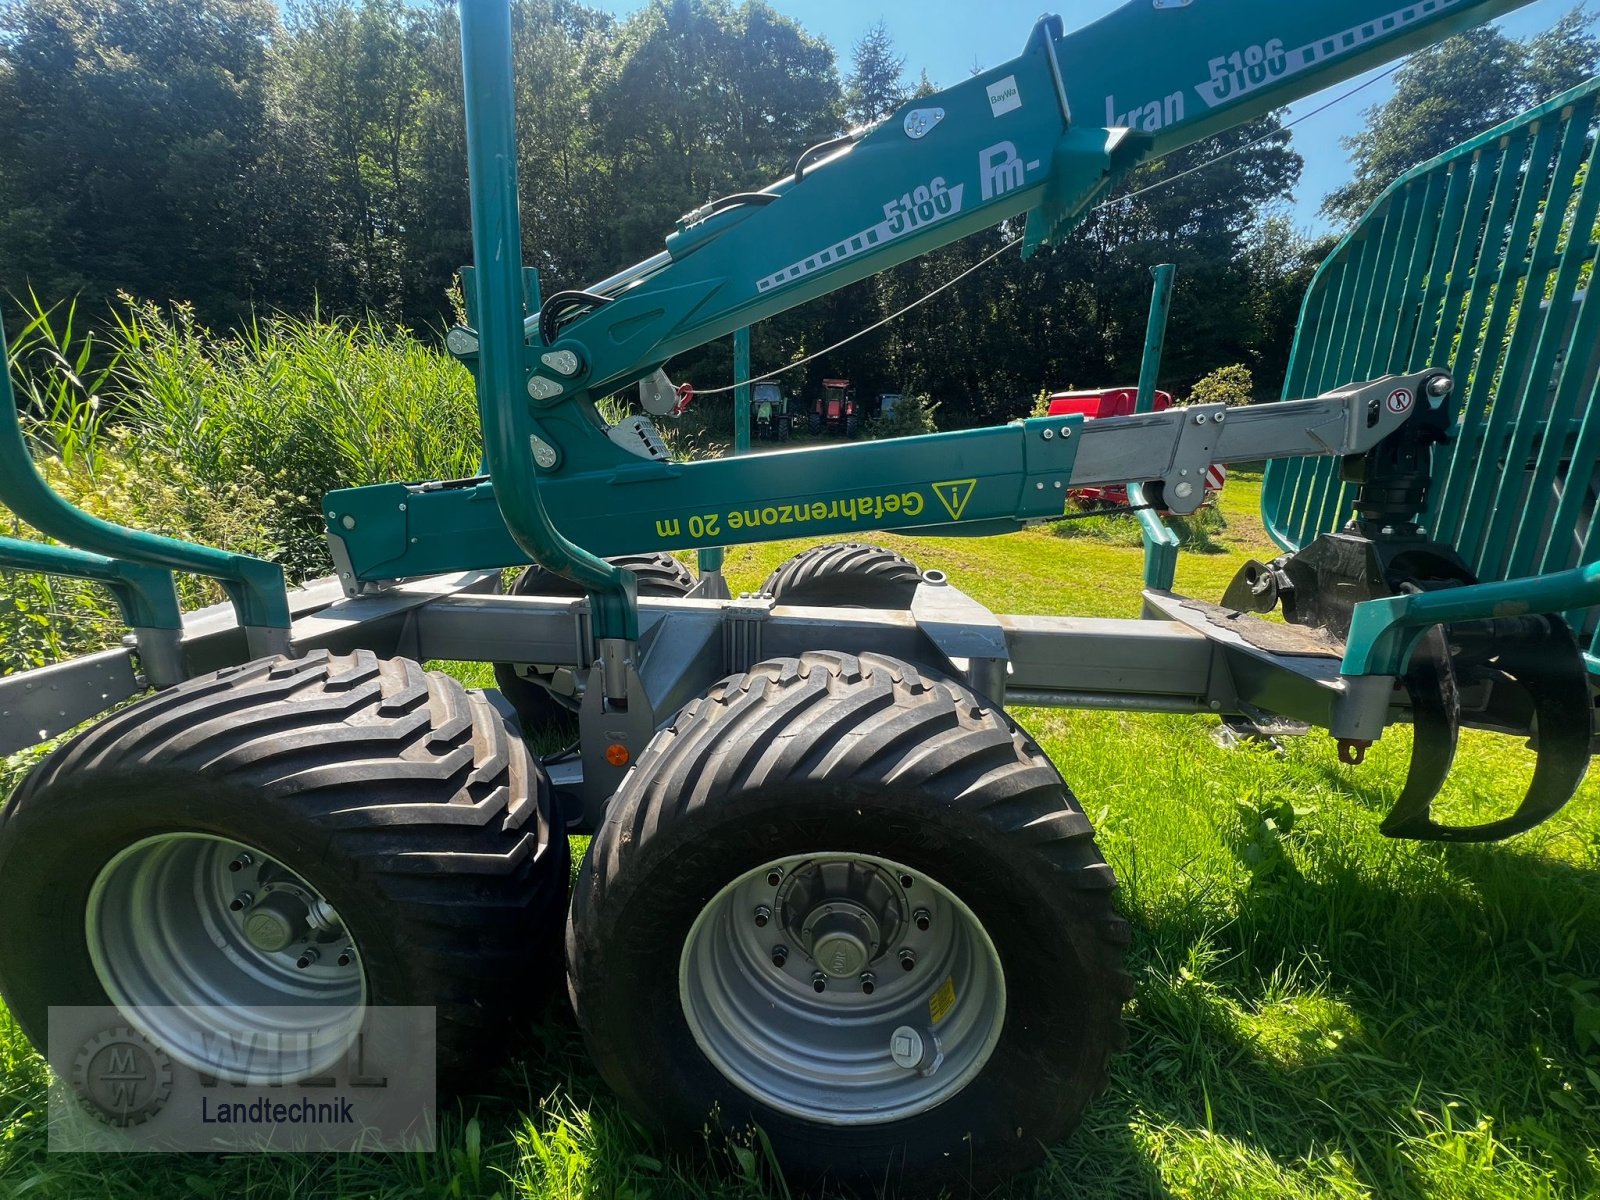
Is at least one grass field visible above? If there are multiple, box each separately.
[2,475,1598,1199]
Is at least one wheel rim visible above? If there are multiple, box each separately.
[85,833,367,1081]
[679,852,1006,1125]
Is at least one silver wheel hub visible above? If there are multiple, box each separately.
[242,889,312,952]
[806,904,876,978]
[85,834,367,1081]
[679,852,1006,1125]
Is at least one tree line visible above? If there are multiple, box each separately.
[0,0,1594,424]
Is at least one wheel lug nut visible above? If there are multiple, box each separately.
[860,972,875,995]
[899,873,914,889]
[766,868,783,886]
[295,947,320,970]
[229,891,253,912]
[899,948,916,971]
[336,947,354,967]
[811,972,827,993]
[228,853,254,873]
[913,908,932,932]
[753,905,771,928]
[771,945,788,968]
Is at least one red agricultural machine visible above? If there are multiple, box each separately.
[808,377,860,436]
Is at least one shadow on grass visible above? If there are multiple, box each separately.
[1100,797,1600,1199]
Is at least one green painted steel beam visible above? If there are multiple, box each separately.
[1128,482,1179,591]
[0,322,289,641]
[733,327,751,455]
[0,536,180,630]
[1130,267,1180,589]
[1134,264,1174,416]
[1344,561,1600,678]
[458,0,636,642]
[325,415,1086,578]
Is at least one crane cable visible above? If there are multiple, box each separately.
[688,62,1402,398]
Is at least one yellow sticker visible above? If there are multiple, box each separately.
[929,976,958,1025]
[931,479,976,521]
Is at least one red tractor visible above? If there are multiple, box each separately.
[1046,387,1226,507]
[809,378,860,437]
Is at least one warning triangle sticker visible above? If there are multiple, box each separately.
[932,479,976,521]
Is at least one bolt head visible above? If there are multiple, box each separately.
[811,972,828,993]
[913,908,932,932]
[890,1026,925,1069]
[899,949,916,971]
[766,868,783,886]
[753,905,771,928]
[771,945,788,967]
[1175,481,1196,499]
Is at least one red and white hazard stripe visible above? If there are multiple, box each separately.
[1205,463,1228,492]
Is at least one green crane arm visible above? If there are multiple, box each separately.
[523,0,1533,403]
[399,0,1536,652]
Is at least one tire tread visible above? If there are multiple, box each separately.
[1,650,568,1085]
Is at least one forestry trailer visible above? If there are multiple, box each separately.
[0,0,1595,1187]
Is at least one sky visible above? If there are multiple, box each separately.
[591,0,1592,235]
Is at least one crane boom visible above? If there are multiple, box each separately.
[342,0,1546,642]
[520,0,1533,402]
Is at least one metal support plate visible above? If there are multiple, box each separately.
[0,649,142,756]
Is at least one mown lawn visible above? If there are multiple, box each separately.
[2,476,1598,1199]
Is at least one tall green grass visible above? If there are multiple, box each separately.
[110,298,483,574]
[1,298,483,669]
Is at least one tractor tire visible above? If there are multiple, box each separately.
[777,417,791,443]
[761,541,923,608]
[567,651,1132,1190]
[493,552,694,734]
[845,413,860,437]
[808,412,822,435]
[0,650,569,1090]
